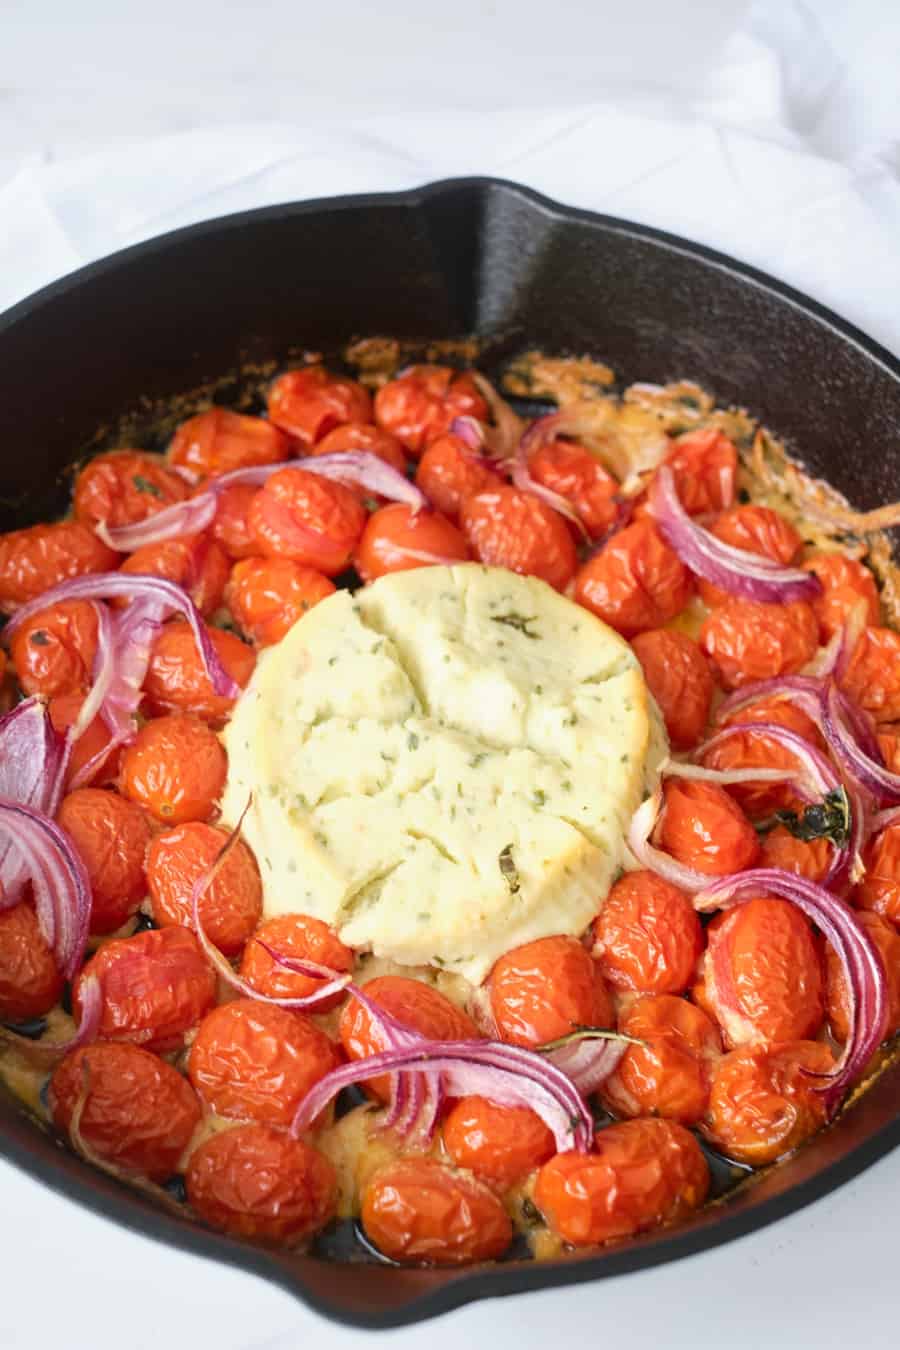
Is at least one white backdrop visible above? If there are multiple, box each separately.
[1,2,899,1347]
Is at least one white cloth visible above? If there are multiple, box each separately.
[1,3,900,1349]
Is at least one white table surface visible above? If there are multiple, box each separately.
[2,2,899,1346]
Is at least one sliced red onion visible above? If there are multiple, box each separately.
[821,679,900,806]
[540,1029,632,1095]
[95,494,218,552]
[0,698,70,910]
[1,972,102,1063]
[288,452,426,513]
[715,675,824,725]
[470,373,524,461]
[0,799,90,979]
[872,805,900,835]
[664,760,798,789]
[812,600,869,682]
[694,868,888,1111]
[449,416,487,455]
[626,784,715,893]
[519,404,668,487]
[649,466,822,603]
[510,456,590,540]
[695,722,841,804]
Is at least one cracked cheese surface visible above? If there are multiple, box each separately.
[220,563,663,981]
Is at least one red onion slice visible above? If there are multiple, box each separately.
[821,679,900,806]
[470,373,524,461]
[649,466,822,603]
[0,698,70,910]
[95,494,218,552]
[540,1029,632,1095]
[519,405,668,486]
[695,722,842,803]
[1,972,102,1062]
[0,799,91,979]
[509,456,591,540]
[627,784,716,893]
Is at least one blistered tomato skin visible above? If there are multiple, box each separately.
[705,1041,832,1166]
[759,825,832,881]
[841,627,900,724]
[73,450,187,529]
[700,599,819,690]
[10,599,99,699]
[225,556,335,646]
[442,1096,555,1191]
[142,621,255,724]
[248,467,367,575]
[803,551,881,639]
[855,820,900,927]
[267,366,372,447]
[310,421,408,484]
[188,998,339,1127]
[374,366,488,456]
[574,519,692,637]
[826,910,900,1043]
[665,430,737,515]
[57,787,153,935]
[590,870,703,995]
[361,1158,513,1265]
[211,483,261,560]
[119,713,227,824]
[460,487,577,591]
[354,503,470,583]
[49,693,120,789]
[168,408,288,482]
[415,433,504,521]
[187,1123,337,1243]
[719,693,823,748]
[602,995,722,1125]
[240,913,353,1011]
[75,926,216,1052]
[146,822,262,957]
[51,1042,201,1180]
[700,724,806,819]
[0,522,117,612]
[697,505,802,608]
[0,901,64,1022]
[119,534,229,618]
[488,935,613,1048]
[527,440,619,537]
[535,1118,709,1246]
[630,629,713,749]
[658,779,759,877]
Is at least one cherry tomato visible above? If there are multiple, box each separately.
[0,521,117,612]
[855,820,900,927]
[460,487,577,591]
[534,1118,708,1246]
[310,422,408,488]
[57,787,152,935]
[697,505,802,608]
[188,998,339,1127]
[442,1096,555,1191]
[590,870,703,995]
[0,900,63,1022]
[361,1157,512,1265]
[415,433,504,521]
[9,599,98,698]
[267,366,372,447]
[354,503,470,583]
[146,821,262,956]
[119,534,229,617]
[73,450,187,530]
[825,910,900,1043]
[339,975,478,1101]
[664,429,737,514]
[51,1042,200,1180]
[698,898,823,1048]
[877,726,900,774]
[240,913,353,1012]
[704,1040,832,1165]
[168,408,288,482]
[574,519,692,637]
[658,778,759,876]
[142,620,255,724]
[74,926,215,1051]
[700,724,805,819]
[700,599,818,690]
[527,440,619,538]
[187,1122,337,1243]
[119,713,227,824]
[374,366,488,456]
[841,627,900,724]
[803,551,880,639]
[488,935,613,1049]
[602,994,722,1125]
[630,629,713,749]
[49,692,120,790]
[719,693,823,748]
[758,824,832,881]
[248,467,366,575]
[211,483,261,560]
[225,556,335,646]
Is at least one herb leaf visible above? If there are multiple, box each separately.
[498,843,520,894]
[491,612,540,640]
[775,787,851,847]
[132,474,163,498]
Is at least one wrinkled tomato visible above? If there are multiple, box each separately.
[57,787,152,935]
[168,408,288,482]
[361,1158,512,1265]
[700,599,818,690]
[374,366,487,457]
[119,533,229,618]
[855,819,900,927]
[0,522,117,612]
[803,551,880,640]
[248,467,367,575]
[825,909,900,1043]
[697,504,801,608]
[10,599,99,699]
[415,433,504,521]
[225,556,335,646]
[602,994,722,1125]
[119,712,227,824]
[664,429,737,515]
[142,620,255,724]
[630,628,713,749]
[442,1095,555,1191]
[0,899,63,1022]
[240,913,353,1012]
[488,935,613,1048]
[658,778,759,876]
[354,503,469,583]
[309,421,408,487]
[840,627,900,724]
[590,870,703,995]
[267,366,372,447]
[49,692,120,789]
[700,724,804,819]
[574,519,692,637]
[527,440,619,537]
[146,821,262,957]
[704,1040,832,1165]
[211,482,261,560]
[758,824,832,881]
[719,693,823,748]
[73,450,187,529]
[461,487,577,591]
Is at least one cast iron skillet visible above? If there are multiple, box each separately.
[0,178,899,1329]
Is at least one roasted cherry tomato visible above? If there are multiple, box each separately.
[415,433,504,521]
[442,1096,555,1191]
[74,926,216,1051]
[0,900,63,1022]
[361,1157,512,1265]
[700,724,805,819]
[488,935,613,1049]
[877,725,900,774]
[855,819,900,927]
[590,870,703,995]
[535,1118,708,1246]
[142,620,255,724]
[841,627,900,724]
[10,599,99,699]
[658,778,759,876]
[697,897,823,1048]
[187,1123,337,1243]
[0,522,117,612]
[168,408,288,482]
[310,422,408,486]
[704,1040,832,1165]
[374,366,488,456]
[57,787,152,935]
[73,450,187,529]
[527,440,619,538]
[460,486,577,591]
[354,503,470,583]
[225,556,335,646]
[248,466,367,575]
[574,519,692,637]
[119,713,227,824]
[146,821,262,956]
[211,482,261,560]
[49,692,120,790]
[697,505,802,608]
[267,366,372,447]
[803,551,880,639]
[700,599,818,690]
[51,1042,200,1180]
[630,629,713,749]
[825,910,900,1043]
[602,994,722,1125]
[188,998,339,1127]
[664,429,737,515]
[719,692,823,748]
[758,824,832,881]
[119,533,229,618]
[339,975,478,1101]
[240,913,353,1012]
